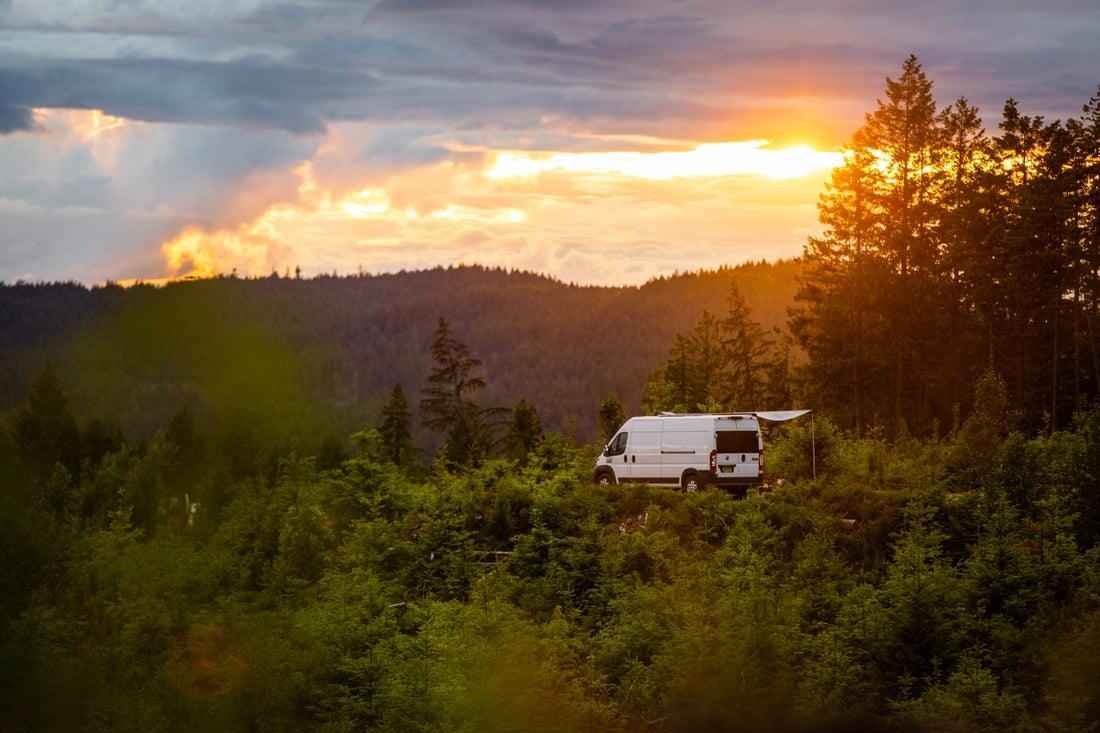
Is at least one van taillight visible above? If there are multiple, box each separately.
[709,449,717,472]
[760,450,765,474]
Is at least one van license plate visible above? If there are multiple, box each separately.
[719,464,734,472]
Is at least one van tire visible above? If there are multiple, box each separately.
[595,469,614,485]
[682,471,702,493]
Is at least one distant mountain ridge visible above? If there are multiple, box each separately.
[0,260,803,444]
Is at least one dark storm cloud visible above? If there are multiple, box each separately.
[0,102,33,132]
[0,55,380,134]
[2,0,1098,138]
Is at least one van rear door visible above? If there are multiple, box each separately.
[715,417,761,482]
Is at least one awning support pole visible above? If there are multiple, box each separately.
[811,410,817,480]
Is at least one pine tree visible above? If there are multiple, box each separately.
[764,329,794,409]
[380,382,417,465]
[1074,87,1100,400]
[867,55,943,426]
[691,310,723,408]
[794,55,958,432]
[420,317,503,467]
[641,368,675,415]
[792,139,890,431]
[507,399,542,464]
[14,361,81,476]
[163,402,205,491]
[719,284,772,409]
[866,54,940,278]
[597,395,627,441]
[940,96,995,385]
[665,334,694,410]
[995,100,1075,425]
[165,403,204,468]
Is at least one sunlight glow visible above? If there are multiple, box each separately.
[154,138,837,282]
[340,189,392,219]
[162,225,274,278]
[430,204,526,224]
[485,140,843,182]
[75,109,128,142]
[159,164,531,278]
[31,108,129,142]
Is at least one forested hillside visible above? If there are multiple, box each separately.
[0,259,801,447]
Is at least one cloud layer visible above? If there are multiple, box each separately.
[1,0,1098,283]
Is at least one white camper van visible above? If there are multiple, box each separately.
[593,413,764,491]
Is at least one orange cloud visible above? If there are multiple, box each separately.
[29,108,132,168]
[155,137,842,284]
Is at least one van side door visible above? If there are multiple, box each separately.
[628,428,663,483]
[660,420,711,485]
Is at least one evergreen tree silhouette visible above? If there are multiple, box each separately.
[14,361,81,477]
[380,382,417,465]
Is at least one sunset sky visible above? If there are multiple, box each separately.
[2,1,1098,285]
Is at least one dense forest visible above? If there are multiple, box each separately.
[3,356,1100,731]
[3,57,1100,731]
[0,259,801,449]
[794,56,1100,435]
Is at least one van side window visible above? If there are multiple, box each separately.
[717,430,760,454]
[606,432,628,456]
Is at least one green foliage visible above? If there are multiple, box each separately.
[644,284,788,414]
[720,284,773,409]
[420,317,507,468]
[14,361,81,479]
[379,382,416,466]
[1044,609,1100,730]
[768,415,840,482]
[596,395,626,443]
[948,369,1015,489]
[5,375,1100,730]
[506,399,542,465]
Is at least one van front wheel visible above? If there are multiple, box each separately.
[595,470,614,485]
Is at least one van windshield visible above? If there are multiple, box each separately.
[716,430,759,454]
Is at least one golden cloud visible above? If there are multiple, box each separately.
[154,138,842,283]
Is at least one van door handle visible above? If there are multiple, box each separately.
[623,455,627,463]
[631,455,636,463]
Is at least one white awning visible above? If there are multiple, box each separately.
[754,410,812,422]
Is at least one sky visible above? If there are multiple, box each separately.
[1,1,1098,285]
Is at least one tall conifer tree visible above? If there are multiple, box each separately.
[14,361,81,476]
[507,399,542,464]
[420,317,504,467]
[720,285,772,409]
[380,382,416,465]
